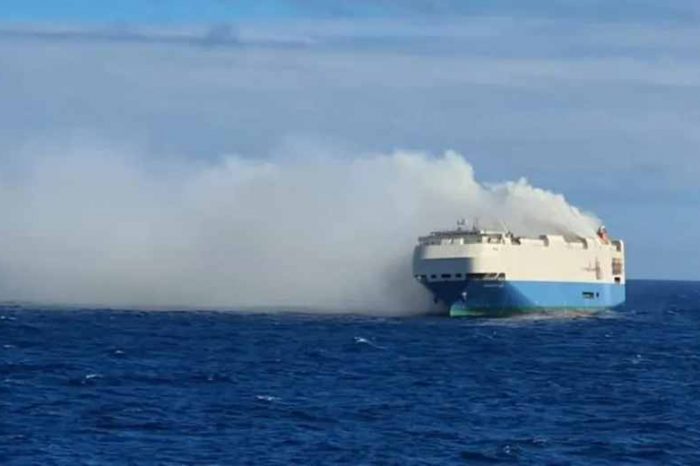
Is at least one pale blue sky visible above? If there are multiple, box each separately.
[0,2,699,286]
[0,1,291,22]
[2,0,699,22]
[0,0,379,22]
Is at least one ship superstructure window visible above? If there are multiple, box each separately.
[582,292,595,299]
[466,273,506,281]
[455,273,463,278]
[441,274,452,279]
[612,258,623,275]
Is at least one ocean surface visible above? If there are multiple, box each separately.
[2,280,700,465]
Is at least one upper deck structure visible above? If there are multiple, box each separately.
[413,222,625,317]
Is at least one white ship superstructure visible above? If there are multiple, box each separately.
[412,222,625,316]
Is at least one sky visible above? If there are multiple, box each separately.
[0,1,698,307]
[2,0,700,22]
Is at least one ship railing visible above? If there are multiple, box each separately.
[418,231,509,245]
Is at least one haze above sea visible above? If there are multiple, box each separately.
[2,280,700,465]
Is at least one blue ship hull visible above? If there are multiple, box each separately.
[425,280,626,317]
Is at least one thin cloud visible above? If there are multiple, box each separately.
[0,23,313,48]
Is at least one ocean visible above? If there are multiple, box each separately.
[2,280,699,465]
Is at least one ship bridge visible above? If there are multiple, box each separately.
[418,228,512,247]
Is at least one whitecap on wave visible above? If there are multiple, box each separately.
[473,309,618,326]
[353,336,386,349]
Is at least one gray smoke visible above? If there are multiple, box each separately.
[0,141,600,313]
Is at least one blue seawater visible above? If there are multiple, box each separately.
[2,280,700,465]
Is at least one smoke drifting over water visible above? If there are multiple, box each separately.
[0,143,600,313]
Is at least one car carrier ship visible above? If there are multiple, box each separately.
[413,222,625,317]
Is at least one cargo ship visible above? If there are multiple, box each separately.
[413,222,625,317]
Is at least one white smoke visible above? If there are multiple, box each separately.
[0,142,600,313]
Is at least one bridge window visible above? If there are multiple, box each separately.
[466,273,506,281]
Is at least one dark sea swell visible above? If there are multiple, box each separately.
[2,280,700,465]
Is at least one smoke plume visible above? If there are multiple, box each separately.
[0,142,600,313]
